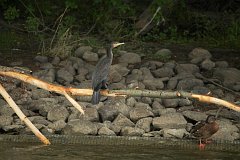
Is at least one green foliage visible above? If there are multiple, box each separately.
[1,0,240,53]
[0,31,23,50]
[4,6,19,22]
[93,0,131,14]
[225,19,240,47]
[25,17,40,33]
[65,0,78,9]
[155,53,172,62]
[87,0,135,40]
[80,37,103,48]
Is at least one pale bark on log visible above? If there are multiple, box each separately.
[0,67,240,145]
[0,70,239,112]
[0,83,50,145]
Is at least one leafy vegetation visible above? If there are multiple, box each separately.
[1,0,240,55]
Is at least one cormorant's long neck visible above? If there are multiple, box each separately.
[106,47,113,59]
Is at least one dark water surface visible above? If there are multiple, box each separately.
[0,142,240,160]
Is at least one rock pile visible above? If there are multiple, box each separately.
[0,46,239,142]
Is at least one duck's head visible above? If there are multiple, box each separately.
[206,115,216,123]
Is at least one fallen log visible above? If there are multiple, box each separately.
[0,67,239,112]
[0,66,240,145]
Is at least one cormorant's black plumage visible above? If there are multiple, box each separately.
[91,42,124,104]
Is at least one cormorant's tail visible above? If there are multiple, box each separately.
[91,90,101,105]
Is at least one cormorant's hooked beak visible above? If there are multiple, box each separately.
[113,42,124,48]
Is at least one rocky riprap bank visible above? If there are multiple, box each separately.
[0,46,239,142]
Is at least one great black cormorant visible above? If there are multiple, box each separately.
[91,42,124,104]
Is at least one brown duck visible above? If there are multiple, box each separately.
[190,115,219,150]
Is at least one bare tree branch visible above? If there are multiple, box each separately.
[135,6,161,37]
[0,83,50,145]
[0,68,239,112]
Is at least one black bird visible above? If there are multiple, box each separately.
[190,115,219,150]
[91,42,124,104]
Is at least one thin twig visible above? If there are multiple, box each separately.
[19,0,36,18]
[85,19,98,36]
[195,73,240,96]
[63,91,85,114]
[135,6,161,37]
[50,7,68,50]
[34,0,44,26]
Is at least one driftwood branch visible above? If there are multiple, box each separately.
[0,69,239,112]
[0,66,84,114]
[0,83,50,145]
[0,66,240,144]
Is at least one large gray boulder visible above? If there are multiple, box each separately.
[74,46,93,58]
[213,68,240,89]
[112,113,135,127]
[126,69,143,83]
[34,55,48,63]
[0,115,13,127]
[126,97,137,107]
[143,78,164,90]
[98,100,131,121]
[162,128,188,138]
[152,67,175,78]
[2,124,24,132]
[175,64,199,74]
[211,119,239,141]
[188,48,212,60]
[98,105,118,122]
[135,117,153,132]
[177,78,204,90]
[31,89,50,100]
[142,61,164,70]
[82,51,98,62]
[79,107,99,122]
[140,67,154,80]
[201,59,215,70]
[129,105,154,122]
[56,68,74,84]
[47,106,69,122]
[154,49,173,60]
[120,126,145,136]
[152,101,165,116]
[158,108,176,115]
[0,104,15,116]
[48,120,66,132]
[118,52,141,64]
[182,111,208,121]
[98,127,116,136]
[33,69,56,83]
[167,77,178,89]
[152,113,187,129]
[109,68,123,83]
[111,64,129,76]
[63,119,98,135]
[28,116,51,126]
[162,99,179,108]
[29,98,59,116]
[40,62,53,70]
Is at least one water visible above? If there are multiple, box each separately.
[0,142,240,160]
